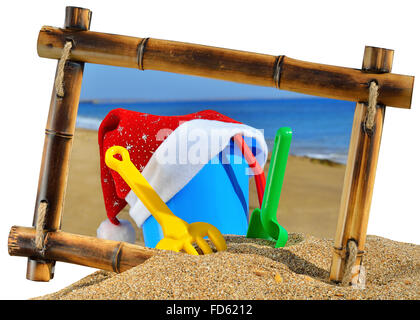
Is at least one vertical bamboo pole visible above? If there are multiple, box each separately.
[330,46,394,283]
[26,6,92,281]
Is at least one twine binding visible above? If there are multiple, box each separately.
[365,81,379,131]
[54,41,73,98]
[341,240,358,286]
[35,202,48,252]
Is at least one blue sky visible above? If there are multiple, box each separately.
[80,64,307,101]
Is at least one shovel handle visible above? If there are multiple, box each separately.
[233,135,266,208]
[105,146,184,231]
[261,128,292,228]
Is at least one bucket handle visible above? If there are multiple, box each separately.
[233,135,266,208]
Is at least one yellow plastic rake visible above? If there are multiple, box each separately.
[105,146,227,255]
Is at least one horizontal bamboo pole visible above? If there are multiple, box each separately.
[37,26,414,109]
[9,226,155,273]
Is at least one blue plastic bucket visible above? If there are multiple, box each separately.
[142,140,251,248]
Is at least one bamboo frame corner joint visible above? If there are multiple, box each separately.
[8,6,415,285]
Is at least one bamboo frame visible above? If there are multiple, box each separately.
[8,6,415,284]
[10,226,154,273]
[26,7,91,282]
[37,26,413,109]
[329,46,393,283]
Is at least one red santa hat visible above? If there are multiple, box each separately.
[97,108,268,243]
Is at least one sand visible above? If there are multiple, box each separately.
[62,128,346,242]
[35,234,419,300]
[35,129,419,300]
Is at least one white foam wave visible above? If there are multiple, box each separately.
[292,151,347,164]
[76,116,102,131]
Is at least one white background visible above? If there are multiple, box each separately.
[0,0,419,299]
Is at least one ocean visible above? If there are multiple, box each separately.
[77,98,355,164]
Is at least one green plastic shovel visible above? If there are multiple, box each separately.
[246,127,292,248]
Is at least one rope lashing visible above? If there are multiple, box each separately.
[54,41,73,98]
[35,201,48,251]
[365,81,379,130]
[340,240,358,286]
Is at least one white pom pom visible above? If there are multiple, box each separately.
[97,219,136,244]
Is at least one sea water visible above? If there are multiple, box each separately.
[76,97,354,164]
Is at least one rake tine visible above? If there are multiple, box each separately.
[183,242,200,255]
[195,236,213,254]
[207,227,227,252]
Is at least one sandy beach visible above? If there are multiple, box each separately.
[35,128,419,300]
[35,234,419,300]
[62,128,346,242]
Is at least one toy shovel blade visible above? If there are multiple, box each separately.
[247,208,269,239]
[246,127,292,248]
[247,210,289,248]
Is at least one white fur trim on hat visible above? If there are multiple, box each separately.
[97,219,136,244]
[125,119,268,228]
